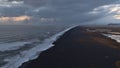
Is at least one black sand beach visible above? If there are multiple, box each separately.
[19,26,120,68]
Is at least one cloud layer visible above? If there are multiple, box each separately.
[0,16,31,22]
[0,0,119,25]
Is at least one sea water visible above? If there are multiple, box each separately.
[104,34,120,43]
[0,25,72,68]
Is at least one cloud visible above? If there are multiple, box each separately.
[0,6,32,17]
[113,15,120,19]
[0,15,31,22]
[89,4,120,14]
[0,0,24,7]
[30,0,119,24]
[39,17,57,23]
[89,4,120,20]
[0,0,31,17]
[0,0,119,25]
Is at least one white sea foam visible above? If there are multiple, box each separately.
[0,38,40,52]
[2,25,76,68]
[103,34,120,43]
[0,42,32,51]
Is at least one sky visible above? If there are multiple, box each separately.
[0,0,120,25]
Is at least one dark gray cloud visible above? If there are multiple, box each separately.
[0,0,119,25]
[8,0,48,7]
[0,6,31,17]
[11,0,117,7]
[32,0,118,24]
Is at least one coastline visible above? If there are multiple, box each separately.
[19,26,120,68]
[2,25,76,68]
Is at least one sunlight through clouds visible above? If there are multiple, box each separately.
[89,4,120,20]
[0,16,31,22]
[113,15,120,19]
[89,4,120,14]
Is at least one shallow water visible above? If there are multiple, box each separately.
[103,34,120,43]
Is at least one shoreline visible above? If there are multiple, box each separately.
[2,25,76,68]
[19,26,120,68]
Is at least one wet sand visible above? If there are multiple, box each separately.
[19,26,120,68]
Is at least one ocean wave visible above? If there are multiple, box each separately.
[0,42,32,52]
[2,25,76,68]
[0,38,40,52]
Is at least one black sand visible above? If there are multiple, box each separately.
[19,26,120,68]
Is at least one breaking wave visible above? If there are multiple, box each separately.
[2,26,76,68]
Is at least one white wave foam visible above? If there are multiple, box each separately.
[0,38,40,52]
[2,25,76,68]
[103,34,120,43]
[0,42,32,51]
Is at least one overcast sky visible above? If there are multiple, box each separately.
[0,0,119,25]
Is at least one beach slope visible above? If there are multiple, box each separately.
[19,26,120,68]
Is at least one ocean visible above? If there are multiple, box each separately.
[0,25,72,68]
